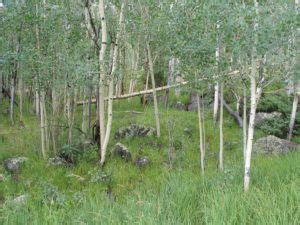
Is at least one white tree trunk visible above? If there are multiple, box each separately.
[244,0,260,192]
[100,1,126,165]
[243,87,247,161]
[146,41,161,137]
[40,91,46,159]
[51,88,58,154]
[82,87,88,134]
[98,0,108,156]
[213,83,219,126]
[10,77,15,123]
[287,93,299,140]
[18,75,23,122]
[197,93,205,175]
[213,22,220,126]
[219,83,224,171]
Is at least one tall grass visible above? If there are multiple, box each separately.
[0,98,299,224]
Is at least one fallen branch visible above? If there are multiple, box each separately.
[223,99,243,128]
[77,68,253,105]
[77,81,188,105]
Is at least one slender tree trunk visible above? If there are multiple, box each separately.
[88,86,92,131]
[244,0,260,192]
[66,87,72,145]
[51,88,58,154]
[98,0,108,158]
[19,74,23,122]
[236,96,241,115]
[82,87,88,134]
[35,4,40,117]
[143,46,150,106]
[35,88,40,116]
[213,22,220,126]
[197,93,204,175]
[146,41,161,137]
[42,91,49,151]
[166,57,175,107]
[219,83,224,171]
[10,76,16,123]
[243,87,247,161]
[100,1,126,165]
[201,91,206,155]
[287,0,300,140]
[213,83,219,126]
[287,92,299,140]
[40,91,46,159]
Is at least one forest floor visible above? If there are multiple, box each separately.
[0,98,299,225]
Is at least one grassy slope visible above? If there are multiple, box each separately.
[0,98,299,225]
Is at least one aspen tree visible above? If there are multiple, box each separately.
[219,83,224,171]
[146,41,161,137]
[243,87,247,161]
[287,0,299,140]
[287,83,299,140]
[213,22,220,126]
[197,93,205,174]
[100,1,127,165]
[244,0,261,192]
[40,91,46,159]
[98,0,107,156]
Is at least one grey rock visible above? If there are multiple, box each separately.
[115,124,156,139]
[11,194,29,205]
[255,112,282,126]
[253,135,299,154]
[114,143,132,161]
[48,157,68,166]
[135,156,150,168]
[0,174,5,181]
[184,128,192,136]
[3,157,28,173]
[173,101,186,111]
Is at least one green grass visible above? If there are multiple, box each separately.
[0,98,299,224]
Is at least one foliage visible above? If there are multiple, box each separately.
[257,93,292,115]
[256,117,289,138]
[257,93,300,137]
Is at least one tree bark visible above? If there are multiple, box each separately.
[243,87,247,161]
[100,1,127,165]
[223,99,243,128]
[219,83,224,171]
[10,76,16,123]
[197,93,205,175]
[213,22,220,126]
[18,74,23,122]
[98,0,108,158]
[40,91,46,159]
[146,41,161,137]
[244,0,260,192]
[287,91,299,140]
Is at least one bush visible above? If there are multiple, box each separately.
[256,93,299,137]
[257,93,291,115]
[256,117,288,137]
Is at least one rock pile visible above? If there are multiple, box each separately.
[115,124,156,139]
[253,135,299,154]
[3,157,28,173]
[135,156,150,168]
[114,143,132,161]
[254,112,282,126]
